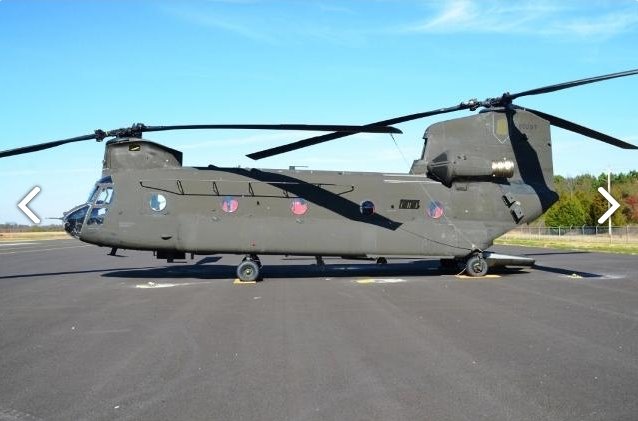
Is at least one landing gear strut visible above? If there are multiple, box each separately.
[464,253,488,277]
[237,255,262,282]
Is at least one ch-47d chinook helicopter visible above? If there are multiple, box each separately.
[2,69,637,281]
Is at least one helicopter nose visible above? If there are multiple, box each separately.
[63,204,89,238]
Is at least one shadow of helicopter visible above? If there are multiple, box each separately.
[521,251,590,256]
[531,264,601,278]
[0,267,157,281]
[101,259,527,280]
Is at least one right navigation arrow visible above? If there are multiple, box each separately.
[597,187,620,224]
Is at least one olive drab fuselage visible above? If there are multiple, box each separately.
[66,109,558,259]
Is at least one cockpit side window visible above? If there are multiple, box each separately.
[96,187,114,205]
[87,184,114,225]
[87,207,108,225]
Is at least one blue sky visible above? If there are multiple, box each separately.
[1,0,637,224]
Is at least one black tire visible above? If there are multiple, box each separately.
[465,255,488,277]
[237,260,260,282]
[376,257,388,265]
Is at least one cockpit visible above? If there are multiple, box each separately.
[63,176,115,238]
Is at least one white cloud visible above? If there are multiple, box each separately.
[404,0,638,38]
[560,12,638,37]
[160,1,638,51]
[162,5,277,44]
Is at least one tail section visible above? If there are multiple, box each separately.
[411,109,559,250]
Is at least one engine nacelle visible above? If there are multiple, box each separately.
[103,138,183,175]
[426,151,515,185]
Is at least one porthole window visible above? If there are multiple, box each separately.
[290,198,308,216]
[221,196,239,213]
[360,200,375,216]
[427,200,444,219]
[150,193,167,212]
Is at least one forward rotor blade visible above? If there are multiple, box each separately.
[141,124,402,134]
[509,68,638,101]
[0,124,401,159]
[0,133,96,158]
[514,105,638,149]
[247,104,470,160]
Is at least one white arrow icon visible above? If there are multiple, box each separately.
[18,186,41,224]
[597,187,620,224]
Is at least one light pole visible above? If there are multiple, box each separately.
[608,170,612,240]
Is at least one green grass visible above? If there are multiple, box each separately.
[495,237,638,255]
[3,231,637,255]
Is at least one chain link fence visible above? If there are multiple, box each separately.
[502,226,638,243]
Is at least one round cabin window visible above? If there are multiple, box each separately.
[150,193,167,212]
[360,200,375,216]
[290,198,308,216]
[221,196,239,213]
[427,200,444,219]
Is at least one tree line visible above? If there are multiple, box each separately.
[543,171,638,227]
[0,223,64,232]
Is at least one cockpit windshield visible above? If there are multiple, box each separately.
[87,186,99,203]
[86,175,113,204]
[72,176,117,229]
[65,177,116,237]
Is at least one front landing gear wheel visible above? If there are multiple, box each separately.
[237,260,261,282]
[465,254,488,277]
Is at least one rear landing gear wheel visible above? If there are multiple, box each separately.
[242,254,262,268]
[237,260,261,282]
[465,254,488,277]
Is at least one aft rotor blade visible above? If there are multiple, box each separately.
[247,104,470,160]
[515,105,638,149]
[0,133,96,158]
[509,68,638,101]
[141,124,402,134]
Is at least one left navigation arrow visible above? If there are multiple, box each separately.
[18,186,41,224]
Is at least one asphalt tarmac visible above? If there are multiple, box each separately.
[0,239,637,421]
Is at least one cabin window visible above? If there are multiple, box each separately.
[426,200,444,219]
[221,196,238,213]
[150,193,167,212]
[360,200,375,216]
[290,198,308,216]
